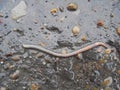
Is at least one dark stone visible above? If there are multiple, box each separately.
[59,6,64,12]
[90,76,96,82]
[46,26,62,33]
[14,28,24,36]
[57,40,73,47]
[107,40,120,57]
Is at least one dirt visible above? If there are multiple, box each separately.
[0,0,120,90]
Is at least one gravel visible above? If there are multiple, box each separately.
[0,0,120,90]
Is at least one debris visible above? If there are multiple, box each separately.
[11,1,27,20]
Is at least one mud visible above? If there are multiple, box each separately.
[0,0,120,90]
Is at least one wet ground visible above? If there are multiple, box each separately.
[0,0,120,90]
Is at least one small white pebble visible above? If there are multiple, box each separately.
[42,61,46,65]
[104,76,113,86]
[11,1,27,20]
[72,26,80,36]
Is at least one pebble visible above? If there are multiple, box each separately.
[96,47,103,53]
[59,6,64,12]
[4,63,11,70]
[94,70,100,76]
[105,49,111,54]
[0,60,4,64]
[23,52,28,58]
[4,64,15,70]
[61,49,67,54]
[0,87,7,90]
[0,19,3,24]
[50,8,58,15]
[11,1,27,20]
[29,55,32,59]
[9,65,15,69]
[30,83,39,90]
[116,27,120,35]
[13,28,17,31]
[81,35,87,41]
[34,19,38,24]
[39,42,46,47]
[103,76,113,87]
[98,59,105,64]
[10,70,20,79]
[57,39,73,47]
[5,52,13,57]
[76,53,82,59]
[97,20,104,26]
[93,87,98,90]
[117,69,120,75]
[0,12,3,17]
[0,73,6,79]
[11,55,20,61]
[85,84,90,89]
[29,50,38,54]
[67,3,78,11]
[104,26,109,29]
[46,25,62,33]
[60,16,65,22]
[36,53,43,58]
[72,26,80,36]
[21,64,30,69]
[0,34,3,38]
[40,25,45,30]
[117,84,120,90]
[110,13,114,18]
[105,87,112,90]
[42,61,46,65]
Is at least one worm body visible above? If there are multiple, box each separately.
[23,42,110,57]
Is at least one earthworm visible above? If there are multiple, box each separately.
[23,42,111,57]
